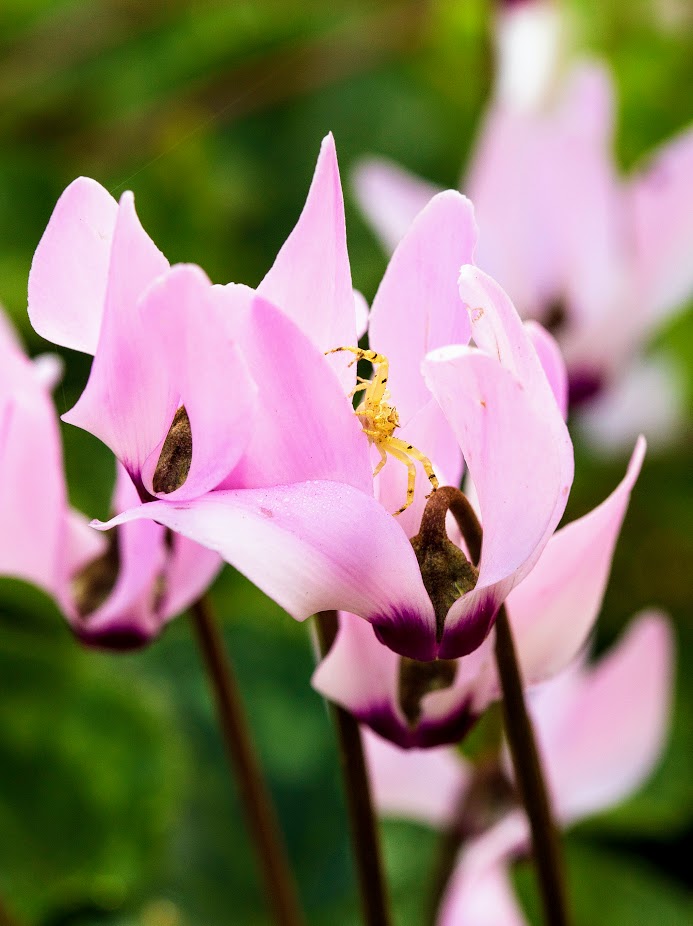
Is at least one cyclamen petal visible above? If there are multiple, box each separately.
[352,157,442,252]
[0,337,66,596]
[630,128,693,326]
[533,611,674,824]
[368,190,475,427]
[258,133,357,391]
[312,610,494,747]
[97,483,438,658]
[63,192,174,486]
[507,436,646,684]
[28,177,119,354]
[362,728,470,828]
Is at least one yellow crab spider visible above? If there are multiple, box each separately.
[327,346,439,515]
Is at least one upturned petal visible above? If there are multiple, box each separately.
[630,128,693,327]
[531,611,674,824]
[507,436,646,684]
[0,335,67,596]
[368,191,475,429]
[258,134,358,390]
[422,268,573,657]
[223,292,372,494]
[62,192,172,486]
[28,177,119,354]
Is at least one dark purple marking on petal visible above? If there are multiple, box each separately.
[359,698,479,750]
[75,621,158,652]
[568,368,604,409]
[372,607,437,661]
[438,588,499,660]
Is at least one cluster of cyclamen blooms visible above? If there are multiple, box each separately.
[3,128,674,919]
[24,135,654,718]
[355,0,693,453]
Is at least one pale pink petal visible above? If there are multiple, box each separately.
[494,0,564,112]
[423,346,572,657]
[30,353,64,393]
[28,177,120,354]
[533,612,674,824]
[465,108,561,319]
[438,861,528,926]
[507,437,646,684]
[368,191,475,426]
[0,346,67,596]
[65,509,107,577]
[97,481,438,659]
[160,535,222,621]
[0,308,22,353]
[457,265,568,405]
[630,127,693,327]
[362,728,470,828]
[137,266,257,500]
[71,515,167,649]
[63,193,174,486]
[352,157,442,253]
[258,134,357,390]
[524,321,568,419]
[577,354,686,455]
[312,611,401,729]
[225,293,372,495]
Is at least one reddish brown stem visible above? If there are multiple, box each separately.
[190,596,305,926]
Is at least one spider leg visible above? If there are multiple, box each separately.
[372,444,388,479]
[388,437,439,497]
[386,445,417,515]
[350,382,370,398]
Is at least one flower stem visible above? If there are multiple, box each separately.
[315,610,393,926]
[494,605,570,926]
[190,595,305,926]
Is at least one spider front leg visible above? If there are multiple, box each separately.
[385,445,417,515]
[389,438,439,497]
[372,444,388,479]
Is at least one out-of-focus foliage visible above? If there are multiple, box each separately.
[0,1,690,924]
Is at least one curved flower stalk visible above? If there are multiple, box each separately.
[30,128,579,660]
[354,0,693,451]
[0,310,221,647]
[313,438,644,747]
[362,612,673,924]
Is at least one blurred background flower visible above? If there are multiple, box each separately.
[0,1,691,924]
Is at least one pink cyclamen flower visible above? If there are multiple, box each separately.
[362,611,673,924]
[29,134,580,661]
[313,437,645,747]
[354,0,693,451]
[0,310,220,648]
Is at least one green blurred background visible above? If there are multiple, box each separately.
[0,1,691,923]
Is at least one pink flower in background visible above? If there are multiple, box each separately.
[313,438,644,747]
[0,310,220,648]
[362,612,674,923]
[354,0,693,452]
